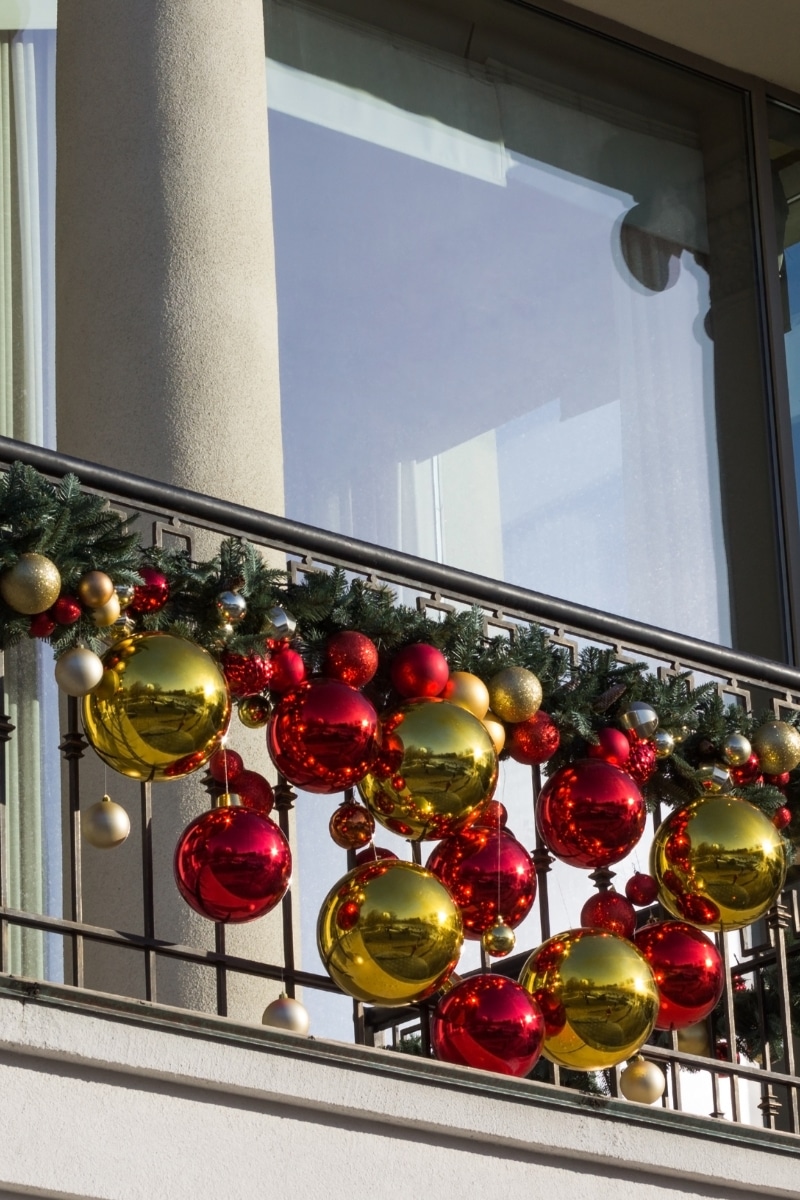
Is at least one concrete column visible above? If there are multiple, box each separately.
[55,0,288,1021]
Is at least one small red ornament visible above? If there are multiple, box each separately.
[426,824,536,937]
[508,711,560,765]
[580,890,636,939]
[234,769,275,814]
[729,754,762,786]
[268,678,381,794]
[765,773,791,789]
[329,800,375,849]
[634,920,723,1030]
[773,806,792,830]
[390,643,449,699]
[625,872,659,907]
[129,566,170,614]
[174,807,291,922]
[467,799,508,830]
[354,845,398,865]
[586,727,631,768]
[28,612,56,638]
[324,631,379,689]
[536,759,646,869]
[626,739,657,784]
[269,647,306,694]
[221,651,272,697]
[50,595,82,625]
[208,748,245,785]
[431,974,545,1077]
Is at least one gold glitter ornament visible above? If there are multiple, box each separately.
[0,553,61,615]
[752,721,800,775]
[487,667,542,724]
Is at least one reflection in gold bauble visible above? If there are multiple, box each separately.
[519,928,659,1070]
[487,667,542,724]
[358,699,498,840]
[752,721,800,775]
[482,711,506,755]
[317,860,463,1005]
[0,552,61,615]
[651,795,788,931]
[82,632,231,781]
[443,671,490,719]
[619,1057,666,1104]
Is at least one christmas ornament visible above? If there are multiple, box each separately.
[752,720,800,775]
[426,824,535,937]
[359,699,497,840]
[29,612,56,638]
[391,643,449,699]
[625,872,659,906]
[696,763,732,793]
[618,701,659,739]
[354,845,398,865]
[442,671,490,720]
[329,800,375,849]
[508,711,560,765]
[208,747,245,784]
[626,739,657,784]
[481,711,506,755]
[536,759,646,869]
[268,647,306,694]
[634,920,723,1030]
[262,992,310,1035]
[238,695,271,728]
[317,860,463,1005]
[174,803,291,922]
[50,595,82,625]
[90,593,121,627]
[586,727,631,767]
[729,754,762,786]
[431,975,544,1077]
[81,795,130,849]
[580,890,636,939]
[324,631,379,689]
[722,733,752,767]
[519,929,659,1070]
[677,1021,711,1056]
[234,770,275,814]
[263,605,296,641]
[487,666,542,724]
[129,566,170,614]
[216,590,247,624]
[99,614,136,645]
[269,679,380,794]
[482,921,516,958]
[651,795,788,930]
[471,799,508,829]
[670,724,692,745]
[76,570,114,609]
[115,584,135,609]
[774,806,792,830]
[0,553,61,615]
[221,651,272,697]
[83,632,230,781]
[653,729,675,759]
[54,646,104,696]
[619,1057,665,1105]
[765,772,791,789]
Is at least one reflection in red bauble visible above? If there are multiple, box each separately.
[431,974,545,1077]
[234,769,275,814]
[268,678,380,793]
[324,631,379,689]
[129,566,170,614]
[174,807,291,922]
[580,890,636,939]
[625,872,659,907]
[426,825,536,937]
[536,759,646,868]
[329,800,375,849]
[586,728,631,767]
[508,711,560,765]
[221,652,272,697]
[208,748,245,785]
[354,845,399,866]
[390,643,449,699]
[634,920,723,1030]
[269,648,307,694]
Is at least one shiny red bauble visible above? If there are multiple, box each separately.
[634,920,723,1030]
[580,890,636,939]
[329,800,375,849]
[774,806,792,830]
[390,643,449,699]
[765,772,791,789]
[536,759,646,868]
[431,974,545,1077]
[354,845,399,865]
[729,754,762,786]
[268,677,381,794]
[626,739,657,784]
[324,631,379,689]
[208,748,245,785]
[174,806,291,922]
[426,824,536,937]
[29,612,56,637]
[508,711,560,765]
[234,769,275,814]
[625,871,659,906]
[269,647,307,694]
[129,566,170,614]
[221,652,272,697]
[50,594,82,625]
[586,727,631,767]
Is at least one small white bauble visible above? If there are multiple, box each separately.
[54,647,104,696]
[81,796,131,849]
[262,992,310,1035]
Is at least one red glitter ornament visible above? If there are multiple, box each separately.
[634,920,723,1030]
[329,800,375,849]
[580,890,636,939]
[28,612,56,638]
[268,678,381,794]
[324,631,379,689]
[432,974,545,1077]
[174,806,291,922]
[390,643,449,699]
[508,711,560,765]
[354,845,399,866]
[536,759,646,869]
[626,739,657,784]
[221,651,272,697]
[208,748,245,784]
[269,647,306,694]
[426,824,536,937]
[129,566,170,614]
[50,595,82,625]
[773,806,792,830]
[729,754,762,786]
[234,770,275,815]
[586,727,631,767]
[625,872,659,907]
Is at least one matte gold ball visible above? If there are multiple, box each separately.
[620,1057,666,1104]
[752,721,800,775]
[81,796,131,849]
[443,671,490,720]
[482,710,506,754]
[487,667,542,724]
[77,570,115,609]
[722,733,752,767]
[262,993,310,1035]
[90,593,121,627]
[0,553,61,615]
[54,646,105,697]
[481,921,516,958]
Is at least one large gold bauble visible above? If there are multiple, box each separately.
[519,929,659,1070]
[358,699,498,840]
[317,860,463,1005]
[651,795,788,931]
[752,721,800,775]
[77,570,115,609]
[487,667,542,724]
[443,671,490,720]
[0,553,61,615]
[82,632,231,781]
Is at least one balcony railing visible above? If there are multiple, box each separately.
[1,434,800,1140]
